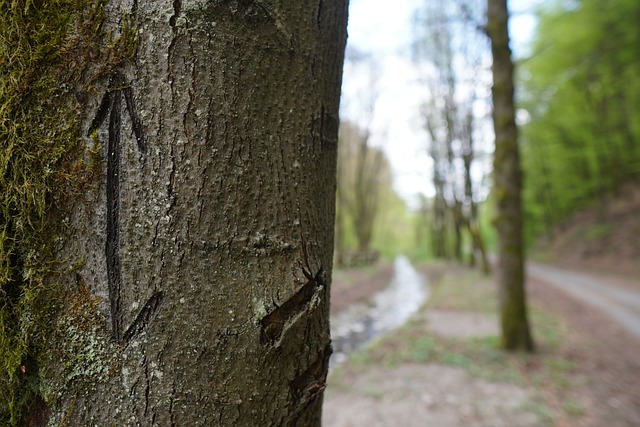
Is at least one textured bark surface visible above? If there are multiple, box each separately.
[50,0,348,425]
[487,0,533,352]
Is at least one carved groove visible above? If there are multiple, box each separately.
[260,268,324,345]
[89,90,112,134]
[123,86,146,156]
[106,88,123,342]
[123,291,165,344]
[169,0,182,27]
[290,342,332,412]
[89,72,148,343]
[317,0,324,27]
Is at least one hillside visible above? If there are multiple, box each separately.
[532,183,640,280]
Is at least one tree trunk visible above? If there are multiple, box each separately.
[432,193,448,259]
[487,0,533,352]
[10,1,348,425]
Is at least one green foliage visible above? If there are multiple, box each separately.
[520,0,640,241]
[372,191,420,260]
[0,1,136,423]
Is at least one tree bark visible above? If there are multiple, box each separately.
[27,1,348,425]
[487,0,534,352]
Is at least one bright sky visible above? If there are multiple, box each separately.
[341,0,540,207]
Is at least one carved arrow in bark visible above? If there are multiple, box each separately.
[88,72,161,344]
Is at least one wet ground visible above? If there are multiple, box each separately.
[330,255,429,365]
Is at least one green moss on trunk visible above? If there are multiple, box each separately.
[0,1,136,423]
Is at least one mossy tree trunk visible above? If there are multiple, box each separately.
[8,0,348,425]
[487,0,534,352]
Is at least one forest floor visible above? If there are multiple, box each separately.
[324,259,640,426]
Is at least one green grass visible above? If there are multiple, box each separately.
[562,399,586,416]
[425,264,498,313]
[585,223,614,242]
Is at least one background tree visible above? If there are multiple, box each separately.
[335,51,401,267]
[413,0,491,270]
[0,0,348,425]
[335,121,392,266]
[487,0,534,352]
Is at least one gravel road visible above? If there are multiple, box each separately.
[528,263,640,340]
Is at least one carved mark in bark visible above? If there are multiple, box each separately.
[122,81,147,159]
[251,0,292,48]
[123,291,164,343]
[290,342,332,413]
[106,84,124,342]
[316,0,324,27]
[320,105,339,149]
[89,72,156,344]
[260,268,324,345]
[90,73,146,157]
[167,0,182,90]
[169,0,182,27]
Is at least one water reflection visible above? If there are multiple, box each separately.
[330,255,429,365]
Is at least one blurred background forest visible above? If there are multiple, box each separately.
[335,0,640,267]
[327,0,640,425]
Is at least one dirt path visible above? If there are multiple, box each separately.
[326,261,640,426]
[527,267,640,426]
[325,262,547,426]
[324,364,540,427]
[528,263,640,340]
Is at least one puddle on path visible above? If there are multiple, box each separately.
[330,255,429,365]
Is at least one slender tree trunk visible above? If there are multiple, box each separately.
[335,198,346,268]
[13,1,348,425]
[432,192,448,258]
[487,0,533,352]
[451,199,464,262]
[353,133,382,254]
